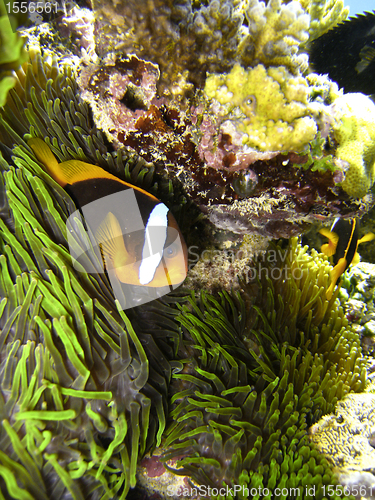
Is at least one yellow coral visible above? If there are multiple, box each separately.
[239,0,310,72]
[331,93,375,198]
[307,0,349,41]
[204,63,317,152]
[309,393,375,472]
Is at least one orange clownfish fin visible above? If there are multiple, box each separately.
[351,252,360,265]
[95,212,143,285]
[349,232,375,267]
[29,137,108,187]
[326,257,347,300]
[28,137,159,200]
[95,212,130,273]
[349,232,375,268]
[52,159,119,186]
[28,137,62,183]
[358,232,375,245]
[319,227,339,257]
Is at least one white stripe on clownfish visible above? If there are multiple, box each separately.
[139,203,169,285]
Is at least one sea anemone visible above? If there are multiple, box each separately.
[0,48,184,499]
[162,238,365,498]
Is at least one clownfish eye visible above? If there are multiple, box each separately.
[164,244,177,258]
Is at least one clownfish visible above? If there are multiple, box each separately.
[28,138,188,289]
[319,218,374,300]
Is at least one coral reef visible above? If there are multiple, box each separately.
[78,52,373,237]
[184,232,270,294]
[1,0,374,497]
[75,0,375,240]
[59,6,97,62]
[238,0,310,72]
[309,393,375,497]
[330,93,375,198]
[203,63,317,154]
[307,0,349,41]
[337,262,375,355]
[90,0,347,97]
[91,0,244,99]
[0,48,368,498]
